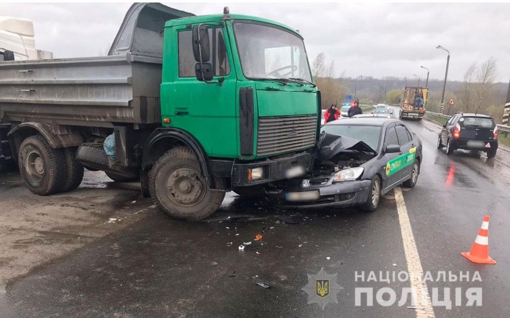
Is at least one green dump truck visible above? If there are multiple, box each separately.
[0,3,319,220]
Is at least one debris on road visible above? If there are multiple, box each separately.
[392,263,397,267]
[255,234,263,240]
[238,245,245,251]
[257,282,270,289]
[327,257,331,260]
[277,216,299,224]
[108,218,118,223]
[243,242,252,245]
[229,271,236,278]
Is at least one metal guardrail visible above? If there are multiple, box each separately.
[426,111,510,134]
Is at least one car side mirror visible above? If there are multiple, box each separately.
[385,144,401,153]
[195,63,214,81]
[192,25,210,62]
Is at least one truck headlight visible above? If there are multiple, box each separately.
[334,167,364,182]
[248,167,264,181]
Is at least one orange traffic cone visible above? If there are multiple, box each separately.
[461,215,496,264]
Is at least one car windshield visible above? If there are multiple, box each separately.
[234,22,312,82]
[459,117,495,128]
[321,124,381,151]
[341,106,350,112]
[374,108,389,114]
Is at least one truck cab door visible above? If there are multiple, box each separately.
[163,26,237,158]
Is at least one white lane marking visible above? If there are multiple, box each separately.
[394,187,435,318]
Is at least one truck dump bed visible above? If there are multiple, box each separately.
[0,54,162,126]
[0,3,194,128]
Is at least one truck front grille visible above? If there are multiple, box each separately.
[256,115,317,156]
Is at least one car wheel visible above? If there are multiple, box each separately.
[403,161,420,188]
[445,138,454,155]
[486,148,497,159]
[359,175,381,212]
[437,135,443,149]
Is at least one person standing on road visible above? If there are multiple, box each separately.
[324,104,340,123]
[348,100,362,117]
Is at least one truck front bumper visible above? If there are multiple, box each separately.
[228,152,315,188]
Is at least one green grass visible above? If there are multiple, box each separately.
[498,133,510,148]
[424,113,448,126]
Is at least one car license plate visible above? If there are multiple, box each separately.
[285,190,320,202]
[285,166,305,179]
[467,140,485,148]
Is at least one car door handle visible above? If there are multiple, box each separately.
[174,111,189,115]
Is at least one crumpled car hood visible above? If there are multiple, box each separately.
[317,133,377,161]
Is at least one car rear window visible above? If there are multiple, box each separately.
[321,125,381,150]
[459,117,495,128]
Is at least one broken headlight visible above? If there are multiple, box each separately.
[333,167,364,182]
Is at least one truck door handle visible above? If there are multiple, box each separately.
[20,89,35,93]
[18,70,33,73]
[174,111,189,115]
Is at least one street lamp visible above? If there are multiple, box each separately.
[437,45,450,114]
[420,66,430,88]
[413,74,421,87]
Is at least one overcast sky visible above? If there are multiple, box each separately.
[1,2,509,82]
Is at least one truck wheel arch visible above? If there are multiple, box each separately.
[8,122,83,162]
[142,128,215,188]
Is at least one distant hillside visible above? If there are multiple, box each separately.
[341,76,509,104]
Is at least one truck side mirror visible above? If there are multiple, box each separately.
[192,25,210,62]
[2,50,15,61]
[195,63,213,81]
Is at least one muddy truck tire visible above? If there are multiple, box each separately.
[61,147,84,192]
[18,135,67,195]
[149,147,225,221]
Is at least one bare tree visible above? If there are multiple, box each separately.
[312,53,348,109]
[459,62,477,113]
[474,57,498,114]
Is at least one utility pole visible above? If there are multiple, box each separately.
[437,45,450,114]
[420,66,430,88]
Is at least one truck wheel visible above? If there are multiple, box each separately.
[359,175,381,212]
[18,135,67,195]
[233,186,266,199]
[105,171,139,182]
[149,147,225,221]
[62,147,84,192]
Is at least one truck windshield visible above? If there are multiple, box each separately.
[234,22,312,82]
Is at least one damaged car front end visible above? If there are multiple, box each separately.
[267,133,378,209]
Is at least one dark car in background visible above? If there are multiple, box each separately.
[268,118,423,211]
[437,113,498,158]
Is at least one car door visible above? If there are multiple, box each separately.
[381,124,402,191]
[395,124,416,181]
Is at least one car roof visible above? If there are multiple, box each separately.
[325,117,399,127]
[458,113,493,118]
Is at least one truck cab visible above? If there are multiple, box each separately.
[157,12,318,188]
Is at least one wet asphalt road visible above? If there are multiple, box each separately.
[2,118,510,318]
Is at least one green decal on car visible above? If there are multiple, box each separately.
[385,147,417,176]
